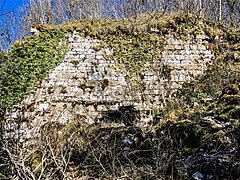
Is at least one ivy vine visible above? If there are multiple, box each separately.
[0,29,67,109]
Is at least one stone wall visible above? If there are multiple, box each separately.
[4,31,214,141]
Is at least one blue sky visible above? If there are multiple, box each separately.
[0,0,28,51]
[0,0,26,14]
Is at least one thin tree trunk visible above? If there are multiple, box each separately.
[219,0,222,21]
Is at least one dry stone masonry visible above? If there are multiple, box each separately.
[5,31,214,141]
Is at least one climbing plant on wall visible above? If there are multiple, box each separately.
[0,28,67,109]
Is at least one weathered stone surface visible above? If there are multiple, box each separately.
[5,31,214,140]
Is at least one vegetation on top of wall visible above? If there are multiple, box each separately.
[1,12,227,111]
[0,29,67,109]
[1,12,233,110]
[34,13,234,88]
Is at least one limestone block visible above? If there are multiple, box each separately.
[84,43,95,51]
[78,67,88,73]
[204,50,212,55]
[118,75,127,85]
[76,38,85,43]
[85,80,98,88]
[38,103,49,111]
[196,34,208,40]
[45,80,56,87]
[73,87,83,96]
[175,45,183,50]
[144,75,155,81]
[71,43,83,49]
[89,93,100,102]
[96,55,103,60]
[55,81,68,86]
[171,75,178,82]
[68,37,75,42]
[165,44,175,50]
[90,72,103,81]
[74,72,86,79]
[198,44,207,50]
[175,55,185,60]
[181,59,194,64]
[71,86,81,93]
[97,105,108,112]
[93,90,102,97]
[67,79,78,86]
[88,105,96,112]
[48,72,58,80]
[107,76,118,81]
[190,42,198,50]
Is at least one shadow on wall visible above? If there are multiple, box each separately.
[100,106,140,126]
